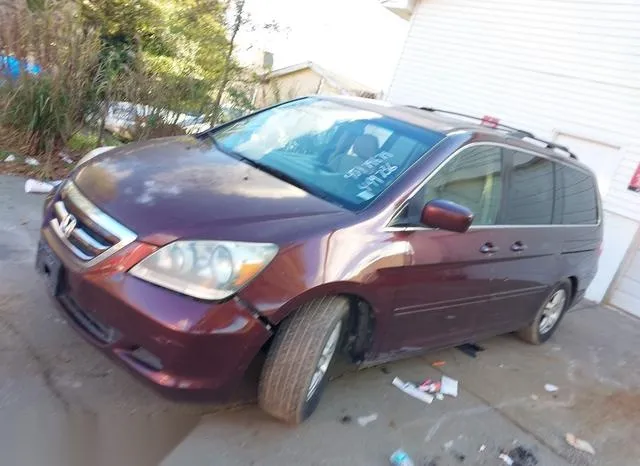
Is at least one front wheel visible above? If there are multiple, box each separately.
[258,297,348,424]
[517,282,571,344]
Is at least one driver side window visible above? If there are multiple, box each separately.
[402,145,503,226]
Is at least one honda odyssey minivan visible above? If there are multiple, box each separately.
[37,96,602,424]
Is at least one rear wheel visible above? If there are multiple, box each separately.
[517,281,570,344]
[258,297,348,424]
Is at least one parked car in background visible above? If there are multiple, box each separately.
[102,102,242,138]
[36,96,602,424]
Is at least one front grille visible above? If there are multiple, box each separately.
[50,182,136,265]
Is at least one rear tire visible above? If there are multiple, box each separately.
[517,281,571,345]
[258,296,349,424]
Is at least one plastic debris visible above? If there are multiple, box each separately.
[25,157,40,166]
[565,433,595,455]
[443,440,454,450]
[432,360,446,367]
[544,384,559,393]
[436,393,444,401]
[357,413,378,427]
[418,379,442,393]
[479,445,486,452]
[392,377,434,404]
[506,446,538,465]
[499,453,514,465]
[440,376,459,397]
[3,154,17,162]
[389,449,415,466]
[25,179,55,194]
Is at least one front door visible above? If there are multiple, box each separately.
[383,145,505,351]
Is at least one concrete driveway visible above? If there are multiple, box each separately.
[1,174,639,466]
[0,175,219,466]
[163,303,640,466]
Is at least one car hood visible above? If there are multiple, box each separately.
[72,136,349,244]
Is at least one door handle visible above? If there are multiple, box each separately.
[510,241,527,252]
[479,242,499,254]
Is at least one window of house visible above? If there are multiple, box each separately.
[503,150,555,225]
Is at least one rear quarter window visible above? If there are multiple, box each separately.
[554,164,599,225]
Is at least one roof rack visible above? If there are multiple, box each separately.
[413,106,578,160]
[518,136,579,160]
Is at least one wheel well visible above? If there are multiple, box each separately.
[342,294,376,363]
[568,276,578,304]
[258,293,376,362]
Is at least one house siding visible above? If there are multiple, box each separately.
[255,69,343,108]
[387,0,640,305]
[388,0,640,220]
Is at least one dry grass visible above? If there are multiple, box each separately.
[0,2,104,177]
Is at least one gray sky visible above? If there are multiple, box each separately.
[237,0,409,92]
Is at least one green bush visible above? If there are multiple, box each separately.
[66,132,100,153]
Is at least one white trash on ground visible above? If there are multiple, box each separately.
[544,383,559,392]
[356,413,378,427]
[440,376,459,397]
[25,157,40,166]
[566,433,596,455]
[24,179,62,194]
[498,453,514,465]
[392,377,434,404]
[3,154,17,162]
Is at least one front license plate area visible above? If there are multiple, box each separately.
[36,240,64,296]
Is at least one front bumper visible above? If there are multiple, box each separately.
[38,224,272,400]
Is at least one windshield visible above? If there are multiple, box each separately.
[211,98,445,210]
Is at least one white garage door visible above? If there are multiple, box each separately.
[609,232,640,318]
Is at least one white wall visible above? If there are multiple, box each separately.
[586,211,638,302]
[387,0,640,302]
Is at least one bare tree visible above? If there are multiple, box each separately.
[210,0,246,125]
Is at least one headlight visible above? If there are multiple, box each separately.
[77,146,115,166]
[129,241,278,300]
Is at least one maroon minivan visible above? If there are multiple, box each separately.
[37,97,602,423]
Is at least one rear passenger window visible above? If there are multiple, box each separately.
[554,164,598,225]
[503,151,554,225]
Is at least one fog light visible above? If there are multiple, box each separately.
[130,346,163,371]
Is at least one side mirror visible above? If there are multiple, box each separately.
[421,199,474,233]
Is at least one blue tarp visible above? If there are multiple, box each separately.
[0,55,41,79]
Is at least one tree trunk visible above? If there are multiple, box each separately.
[97,82,111,146]
[210,0,245,125]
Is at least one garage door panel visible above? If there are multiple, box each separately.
[615,277,640,299]
[610,289,640,318]
[622,252,640,282]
